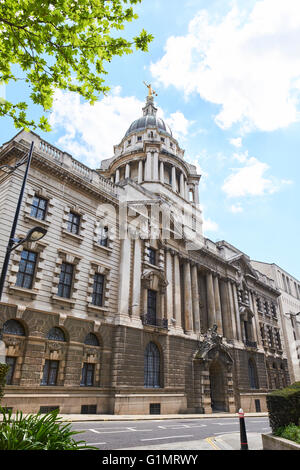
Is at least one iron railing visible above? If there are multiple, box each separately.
[141,314,168,329]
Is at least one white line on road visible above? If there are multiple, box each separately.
[86,442,107,446]
[140,435,194,442]
[88,428,153,434]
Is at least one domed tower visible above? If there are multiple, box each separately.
[99,90,203,237]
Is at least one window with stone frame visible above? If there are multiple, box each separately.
[256,297,263,312]
[87,264,110,312]
[80,363,95,386]
[267,326,274,348]
[144,342,161,388]
[5,356,17,385]
[248,358,259,389]
[15,249,37,289]
[30,195,48,221]
[98,225,109,247]
[148,247,157,266]
[67,211,81,235]
[40,359,59,386]
[57,262,74,299]
[275,329,282,350]
[92,273,105,307]
[264,301,270,316]
[271,303,277,318]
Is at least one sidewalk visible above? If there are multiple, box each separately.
[118,432,264,451]
[59,412,268,422]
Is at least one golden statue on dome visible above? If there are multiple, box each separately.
[143,81,158,98]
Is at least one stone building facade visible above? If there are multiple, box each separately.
[0,94,290,415]
[251,261,300,383]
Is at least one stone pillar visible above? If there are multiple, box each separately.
[145,152,152,180]
[153,152,159,181]
[249,291,259,343]
[191,264,201,332]
[172,166,177,192]
[183,261,193,334]
[138,160,143,184]
[174,254,182,329]
[160,161,164,184]
[131,238,142,319]
[185,181,189,200]
[180,172,185,198]
[194,183,200,205]
[125,163,130,179]
[219,280,232,339]
[118,237,131,318]
[213,275,223,335]
[232,283,242,341]
[206,272,216,328]
[166,251,174,322]
[115,168,120,184]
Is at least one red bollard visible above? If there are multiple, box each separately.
[238,408,248,450]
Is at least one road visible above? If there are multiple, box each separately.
[71,417,271,450]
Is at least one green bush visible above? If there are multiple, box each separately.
[266,382,300,433]
[0,364,9,402]
[0,408,96,450]
[274,424,300,445]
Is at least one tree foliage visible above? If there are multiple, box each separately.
[0,0,153,131]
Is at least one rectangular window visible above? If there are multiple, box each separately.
[98,225,108,247]
[15,250,37,289]
[5,356,16,385]
[81,404,97,414]
[255,399,261,412]
[30,195,48,220]
[80,363,95,387]
[137,136,142,142]
[67,212,80,235]
[147,289,157,325]
[148,248,156,266]
[150,403,161,415]
[92,273,105,307]
[57,263,74,298]
[39,406,60,413]
[40,360,59,386]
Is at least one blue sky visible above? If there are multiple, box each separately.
[1,0,299,279]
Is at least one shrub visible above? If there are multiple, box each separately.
[0,364,9,402]
[274,424,300,445]
[266,382,300,433]
[0,408,96,450]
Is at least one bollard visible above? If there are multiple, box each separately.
[238,408,248,450]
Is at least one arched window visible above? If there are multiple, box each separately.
[144,342,161,388]
[84,333,99,347]
[47,327,66,342]
[248,358,259,389]
[2,319,25,336]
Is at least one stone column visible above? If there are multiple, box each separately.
[172,166,177,192]
[118,237,131,318]
[125,163,130,179]
[183,261,193,334]
[131,238,142,319]
[115,168,120,184]
[219,280,232,339]
[191,264,201,332]
[232,283,242,341]
[160,161,164,184]
[138,160,143,184]
[213,275,223,335]
[145,152,152,180]
[174,254,182,329]
[166,251,174,322]
[185,182,189,200]
[180,172,185,198]
[194,183,200,205]
[206,272,216,328]
[249,291,259,343]
[153,151,159,181]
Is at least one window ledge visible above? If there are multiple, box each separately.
[87,304,109,314]
[51,295,75,307]
[24,214,50,227]
[61,229,84,242]
[143,261,163,271]
[93,243,112,254]
[8,285,38,298]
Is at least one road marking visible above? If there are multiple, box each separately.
[89,428,152,434]
[86,442,106,446]
[205,437,220,450]
[140,435,194,442]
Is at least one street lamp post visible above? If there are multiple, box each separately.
[0,142,46,302]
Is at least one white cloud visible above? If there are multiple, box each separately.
[50,88,144,167]
[230,203,244,213]
[151,0,300,132]
[222,156,292,198]
[203,217,219,233]
[49,89,192,167]
[229,137,242,148]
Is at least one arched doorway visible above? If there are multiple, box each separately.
[209,361,227,412]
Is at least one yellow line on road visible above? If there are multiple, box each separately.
[205,437,221,450]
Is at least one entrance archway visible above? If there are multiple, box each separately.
[209,361,227,412]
